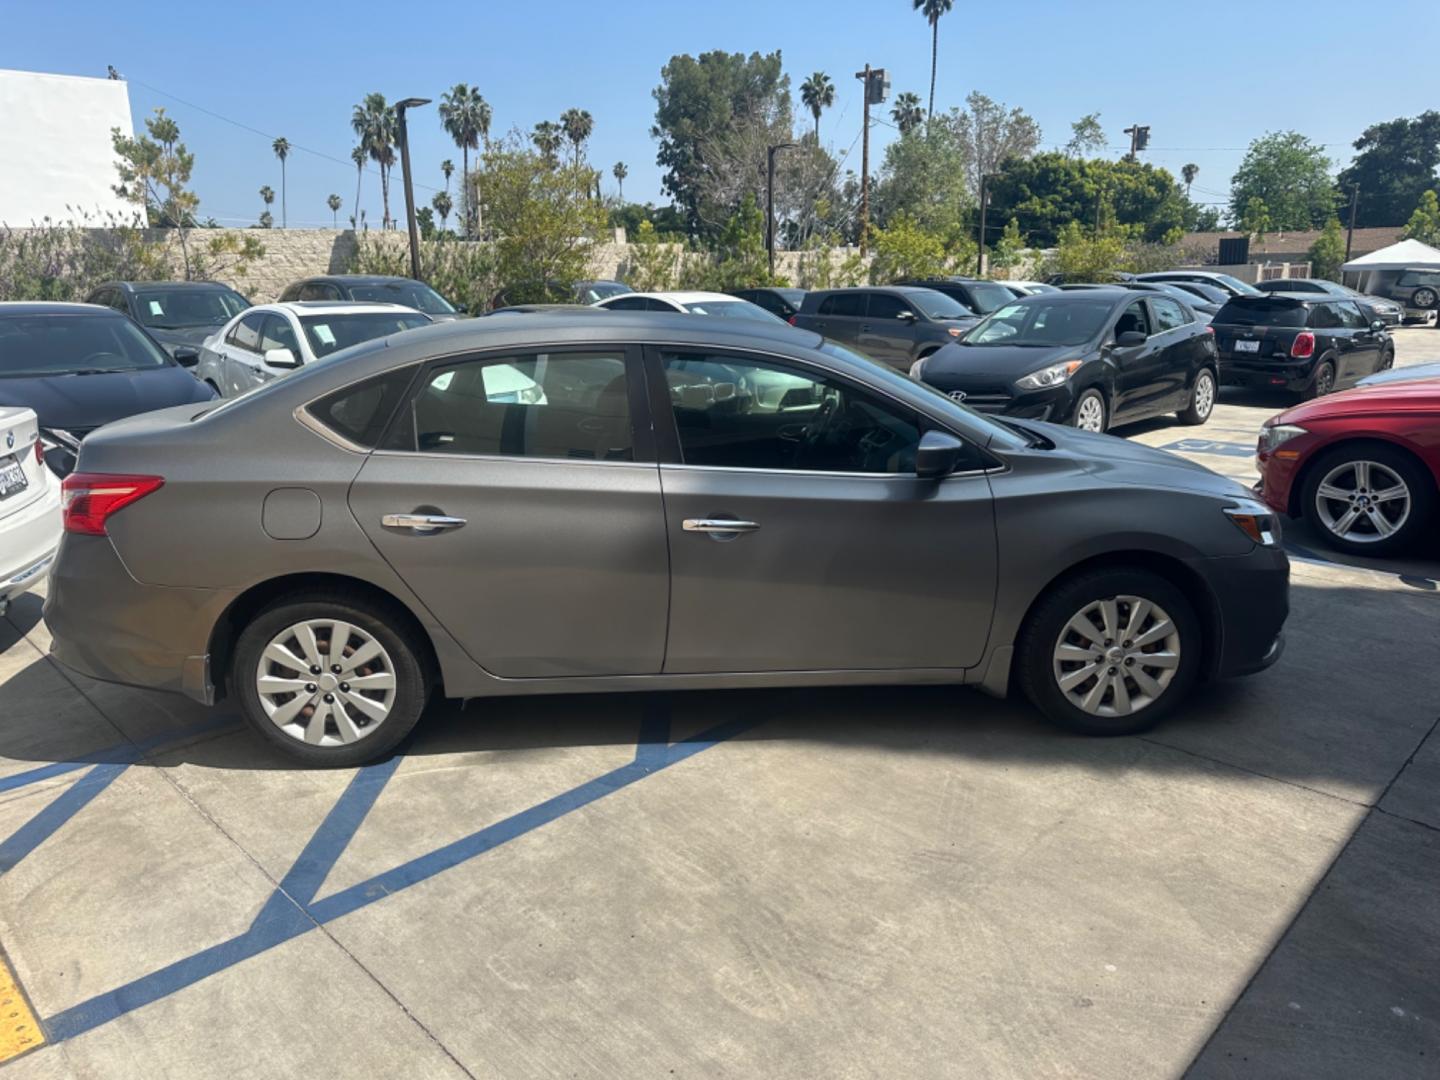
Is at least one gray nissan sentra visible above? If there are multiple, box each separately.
[44,313,1288,766]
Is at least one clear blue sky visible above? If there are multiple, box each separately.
[6,0,1439,229]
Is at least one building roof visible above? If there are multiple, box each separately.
[1176,226,1407,262]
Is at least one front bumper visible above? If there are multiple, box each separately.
[933,381,1078,423]
[1200,543,1291,680]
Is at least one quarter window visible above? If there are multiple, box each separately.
[661,352,924,474]
[403,352,633,461]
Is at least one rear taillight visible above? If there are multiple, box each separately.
[61,473,164,535]
[34,439,43,466]
[787,315,797,326]
[1204,325,1214,334]
[1290,331,1315,359]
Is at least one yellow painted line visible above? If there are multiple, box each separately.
[0,949,43,1063]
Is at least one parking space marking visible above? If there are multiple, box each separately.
[0,948,43,1064]
[40,706,760,1045]
[1158,438,1257,459]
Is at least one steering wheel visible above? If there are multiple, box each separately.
[79,351,126,367]
[793,394,839,469]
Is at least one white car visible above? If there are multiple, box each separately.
[593,290,785,323]
[0,407,61,617]
[196,302,432,397]
[997,280,1060,296]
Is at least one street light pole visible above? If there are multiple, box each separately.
[1346,184,1360,262]
[395,96,432,281]
[976,173,989,277]
[767,142,796,280]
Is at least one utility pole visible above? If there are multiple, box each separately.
[395,97,432,280]
[767,142,796,280]
[976,173,989,277]
[1123,123,1150,161]
[1346,184,1360,261]
[855,65,888,256]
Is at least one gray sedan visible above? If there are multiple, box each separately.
[45,314,1289,765]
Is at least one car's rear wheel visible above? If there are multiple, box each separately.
[1412,287,1438,310]
[232,591,431,766]
[1018,569,1201,736]
[1178,368,1217,425]
[1300,443,1435,556]
[1071,389,1107,433]
[1304,360,1335,400]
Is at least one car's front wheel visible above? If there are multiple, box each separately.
[1300,443,1435,555]
[1071,389,1107,433]
[1018,569,1202,736]
[232,591,432,766]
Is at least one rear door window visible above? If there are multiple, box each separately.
[1150,297,1190,331]
[818,293,867,317]
[1213,300,1307,328]
[1397,270,1440,287]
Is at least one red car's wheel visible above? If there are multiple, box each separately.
[1301,443,1436,555]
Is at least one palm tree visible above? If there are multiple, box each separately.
[891,92,925,136]
[350,145,366,231]
[271,137,290,227]
[439,84,490,238]
[259,210,273,229]
[560,108,594,167]
[913,0,954,122]
[441,159,454,192]
[532,121,562,166]
[259,184,274,211]
[1182,162,1199,197]
[432,190,453,232]
[613,161,628,202]
[800,72,835,140]
[327,193,342,228]
[351,93,397,228]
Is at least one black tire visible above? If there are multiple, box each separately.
[1413,287,1437,310]
[232,590,432,767]
[1299,442,1436,557]
[1378,345,1395,372]
[1017,569,1202,736]
[1303,360,1335,400]
[1070,388,1107,433]
[1178,367,1217,426]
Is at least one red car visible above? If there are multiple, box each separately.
[1256,378,1440,554]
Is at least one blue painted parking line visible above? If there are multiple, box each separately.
[40,706,762,1045]
[1158,438,1256,459]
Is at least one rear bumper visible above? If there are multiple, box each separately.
[1199,544,1291,679]
[44,534,232,704]
[0,482,62,604]
[1218,357,1315,393]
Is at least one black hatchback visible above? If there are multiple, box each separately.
[1209,294,1394,399]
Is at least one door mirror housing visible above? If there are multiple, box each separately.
[896,309,917,322]
[1116,330,1147,347]
[1370,319,1386,332]
[263,347,301,369]
[171,346,200,368]
[915,430,965,479]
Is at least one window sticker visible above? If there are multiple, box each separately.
[313,324,336,345]
[148,300,164,316]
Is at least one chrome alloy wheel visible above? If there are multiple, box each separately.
[1075,394,1105,432]
[1192,371,1215,418]
[255,619,397,746]
[1052,596,1180,717]
[1314,460,1411,544]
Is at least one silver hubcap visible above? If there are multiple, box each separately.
[256,619,397,746]
[1193,373,1215,417]
[1316,366,1333,395]
[1076,395,1105,432]
[1315,460,1410,543]
[1053,596,1180,718]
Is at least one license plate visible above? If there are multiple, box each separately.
[1234,339,1260,353]
[0,455,27,500]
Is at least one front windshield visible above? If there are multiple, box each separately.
[964,298,1112,347]
[907,290,971,320]
[346,281,456,315]
[0,313,171,377]
[682,300,784,322]
[967,281,1018,314]
[1210,273,1262,296]
[299,313,431,358]
[133,288,249,328]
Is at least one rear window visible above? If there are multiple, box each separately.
[1214,299,1308,328]
[966,281,1017,314]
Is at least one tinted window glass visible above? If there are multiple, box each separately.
[1309,304,1341,329]
[818,292,867,317]
[866,293,914,320]
[1150,297,1189,331]
[132,288,248,328]
[967,299,1112,346]
[579,281,630,302]
[1397,270,1440,287]
[602,295,651,311]
[681,299,782,322]
[299,283,341,301]
[260,314,301,355]
[661,352,922,474]
[407,352,632,461]
[299,312,430,358]
[227,312,267,352]
[966,281,1017,314]
[1336,301,1369,329]
[0,313,171,377]
[1214,299,1308,328]
[307,367,417,448]
[906,290,970,320]
[1115,301,1151,339]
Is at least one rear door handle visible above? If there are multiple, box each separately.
[382,513,467,533]
[683,518,760,535]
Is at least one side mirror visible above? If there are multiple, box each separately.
[263,347,300,369]
[1370,319,1386,332]
[1116,330,1147,347]
[897,310,917,322]
[172,346,200,368]
[453,303,469,315]
[915,430,965,479]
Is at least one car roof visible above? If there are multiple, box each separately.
[113,280,240,293]
[620,291,746,303]
[1224,292,1319,303]
[0,301,119,316]
[258,301,427,316]
[297,275,420,285]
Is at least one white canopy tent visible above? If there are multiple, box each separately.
[1341,237,1440,297]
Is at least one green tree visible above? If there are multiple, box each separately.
[560,108,594,166]
[651,49,790,236]
[441,158,454,191]
[912,0,954,122]
[1240,195,1271,243]
[1402,189,1440,245]
[1181,162,1198,196]
[868,212,961,283]
[624,218,685,290]
[1065,113,1106,158]
[1229,131,1335,230]
[327,193,342,228]
[800,72,835,140]
[350,145,366,229]
[612,161,628,201]
[431,190,453,232]
[438,84,490,237]
[532,121,563,166]
[872,114,972,239]
[258,185,274,228]
[1308,217,1346,280]
[417,205,435,240]
[1042,220,1128,282]
[890,92,924,136]
[110,108,201,271]
[954,92,1042,194]
[1336,112,1440,228]
[987,217,1026,275]
[351,93,397,228]
[271,136,290,227]
[682,194,778,289]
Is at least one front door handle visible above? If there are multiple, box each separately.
[683,518,760,535]
[381,513,467,533]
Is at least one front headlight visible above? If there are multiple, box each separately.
[1223,501,1280,546]
[1015,359,1083,390]
[1260,423,1307,453]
